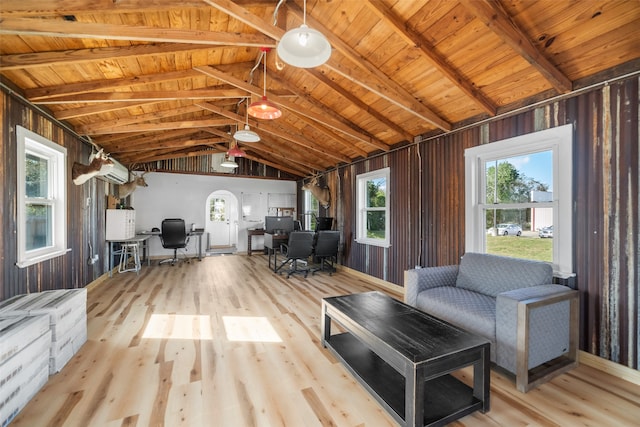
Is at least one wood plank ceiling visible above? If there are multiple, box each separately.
[1,0,639,178]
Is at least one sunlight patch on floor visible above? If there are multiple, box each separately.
[222,316,282,342]
[143,314,213,339]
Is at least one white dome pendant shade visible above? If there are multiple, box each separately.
[234,125,260,142]
[221,155,238,169]
[235,98,260,142]
[276,0,331,68]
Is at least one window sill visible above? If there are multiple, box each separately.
[16,248,71,268]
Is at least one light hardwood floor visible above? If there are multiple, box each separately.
[12,255,640,426]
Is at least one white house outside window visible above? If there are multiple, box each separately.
[464,124,573,274]
[16,126,68,267]
[356,167,390,247]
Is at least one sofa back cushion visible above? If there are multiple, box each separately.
[455,252,553,297]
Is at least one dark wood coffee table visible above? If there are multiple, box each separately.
[321,291,490,427]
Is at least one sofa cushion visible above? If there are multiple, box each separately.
[415,286,497,362]
[455,252,553,298]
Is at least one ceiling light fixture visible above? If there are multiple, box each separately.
[227,140,246,157]
[234,98,260,142]
[277,0,331,68]
[247,48,282,120]
[220,155,239,169]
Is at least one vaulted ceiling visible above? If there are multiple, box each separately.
[1,0,638,178]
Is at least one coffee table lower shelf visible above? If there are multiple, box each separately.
[327,332,484,427]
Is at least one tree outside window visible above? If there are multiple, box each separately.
[356,168,390,247]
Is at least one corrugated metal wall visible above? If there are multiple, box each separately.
[326,77,638,369]
[1,91,109,298]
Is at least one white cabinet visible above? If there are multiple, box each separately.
[105,209,135,240]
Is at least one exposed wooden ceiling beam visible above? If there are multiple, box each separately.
[364,0,497,116]
[196,101,352,164]
[0,0,208,15]
[84,118,234,135]
[0,43,214,71]
[25,69,203,100]
[100,129,205,152]
[267,71,391,153]
[53,101,164,120]
[195,66,385,149]
[459,0,572,93]
[75,105,205,134]
[299,68,414,143]
[32,88,248,104]
[0,17,276,47]
[286,2,452,132]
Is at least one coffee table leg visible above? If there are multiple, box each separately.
[405,365,424,427]
[321,302,331,348]
[473,344,491,412]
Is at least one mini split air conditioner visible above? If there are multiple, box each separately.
[100,159,129,184]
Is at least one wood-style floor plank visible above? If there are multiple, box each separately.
[10,255,640,426]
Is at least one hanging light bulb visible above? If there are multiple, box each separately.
[248,48,282,120]
[234,98,260,142]
[277,0,331,68]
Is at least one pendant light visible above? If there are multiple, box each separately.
[221,155,238,169]
[248,48,282,120]
[227,139,246,157]
[277,0,331,68]
[234,98,260,142]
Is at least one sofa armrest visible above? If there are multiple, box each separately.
[496,285,579,392]
[404,265,459,306]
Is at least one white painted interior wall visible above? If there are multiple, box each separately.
[130,172,296,257]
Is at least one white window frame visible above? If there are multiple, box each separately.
[464,124,573,274]
[16,126,69,268]
[356,167,390,248]
[303,190,319,231]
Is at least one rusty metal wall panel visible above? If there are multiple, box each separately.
[1,90,108,300]
[325,77,638,368]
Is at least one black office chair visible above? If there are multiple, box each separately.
[278,231,315,278]
[159,218,190,266]
[311,230,340,275]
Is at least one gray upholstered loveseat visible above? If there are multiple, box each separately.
[404,252,578,392]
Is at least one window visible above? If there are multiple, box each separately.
[16,126,68,267]
[465,124,573,274]
[303,191,320,231]
[356,168,390,247]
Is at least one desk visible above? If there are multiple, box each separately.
[264,233,288,272]
[138,230,204,261]
[247,228,264,256]
[107,234,152,277]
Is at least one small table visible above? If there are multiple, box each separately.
[107,234,152,277]
[322,291,490,427]
[247,228,264,256]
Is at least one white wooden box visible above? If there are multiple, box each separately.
[0,329,51,423]
[106,209,136,240]
[0,314,50,365]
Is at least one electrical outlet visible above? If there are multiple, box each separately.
[92,254,99,264]
[86,197,91,208]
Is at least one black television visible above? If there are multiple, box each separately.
[315,217,333,231]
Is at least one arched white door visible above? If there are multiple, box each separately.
[205,191,238,248]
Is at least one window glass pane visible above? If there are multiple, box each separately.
[366,178,386,208]
[485,208,552,263]
[26,203,52,250]
[485,151,552,204]
[26,153,49,198]
[210,198,226,221]
[366,211,385,239]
